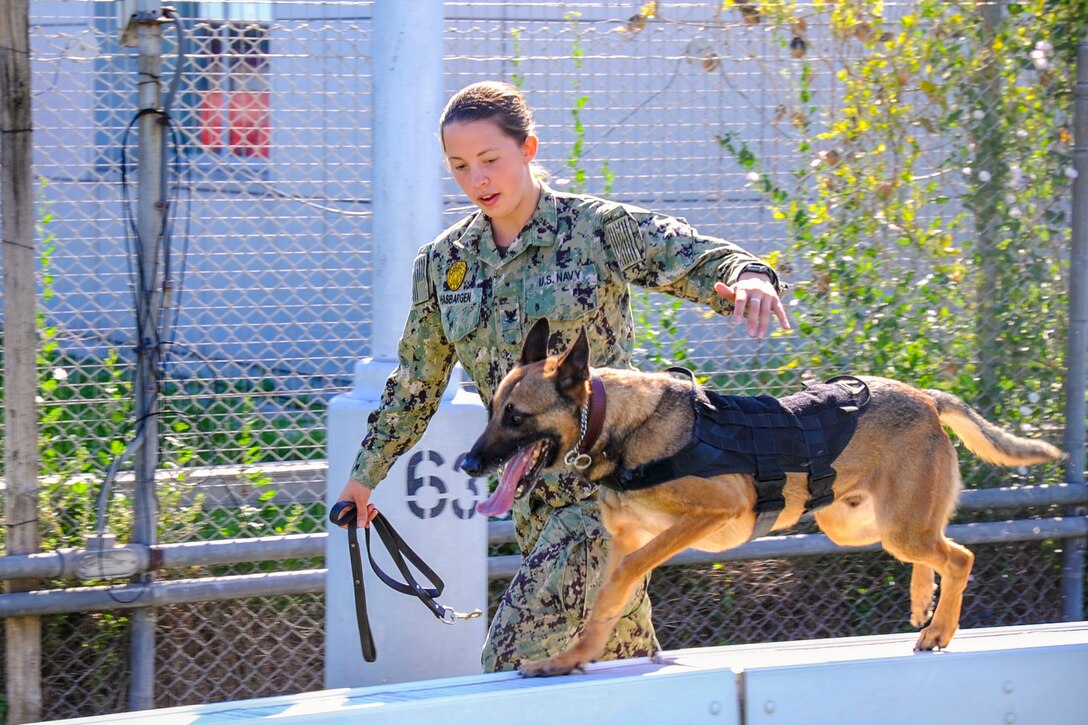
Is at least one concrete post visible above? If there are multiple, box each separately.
[325,0,489,688]
[369,0,446,362]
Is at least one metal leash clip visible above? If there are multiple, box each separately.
[440,606,483,625]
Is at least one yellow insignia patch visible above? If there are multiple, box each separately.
[447,260,468,291]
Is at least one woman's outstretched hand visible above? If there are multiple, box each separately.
[715,274,791,340]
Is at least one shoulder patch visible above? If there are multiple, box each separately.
[603,207,644,270]
[411,252,430,306]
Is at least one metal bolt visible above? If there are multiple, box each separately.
[1005,712,1016,724]
[708,700,721,716]
[764,700,776,714]
[1002,680,1015,693]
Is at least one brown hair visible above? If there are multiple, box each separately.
[439,81,536,146]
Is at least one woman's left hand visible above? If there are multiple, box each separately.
[714,273,791,339]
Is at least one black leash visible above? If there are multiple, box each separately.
[329,501,482,662]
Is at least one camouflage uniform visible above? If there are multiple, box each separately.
[350,183,785,671]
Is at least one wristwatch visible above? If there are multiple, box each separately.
[738,262,778,287]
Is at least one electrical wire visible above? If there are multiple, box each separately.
[94,10,192,585]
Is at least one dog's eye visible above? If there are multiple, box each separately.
[504,404,524,427]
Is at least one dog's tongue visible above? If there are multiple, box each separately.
[476,445,535,518]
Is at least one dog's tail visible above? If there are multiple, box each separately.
[926,389,1067,467]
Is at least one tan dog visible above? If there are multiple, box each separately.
[461,318,1066,677]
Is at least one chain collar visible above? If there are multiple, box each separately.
[564,397,593,470]
[565,375,606,471]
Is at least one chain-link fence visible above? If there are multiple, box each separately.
[0,1,1083,720]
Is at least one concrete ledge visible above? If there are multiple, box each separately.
[49,622,1088,724]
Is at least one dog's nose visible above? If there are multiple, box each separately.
[458,453,483,477]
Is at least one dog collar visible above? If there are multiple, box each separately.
[565,375,607,471]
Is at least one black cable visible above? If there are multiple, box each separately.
[158,7,186,363]
[96,11,193,597]
[162,7,186,119]
[119,109,163,368]
[162,116,192,373]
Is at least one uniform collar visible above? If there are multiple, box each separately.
[456,183,559,269]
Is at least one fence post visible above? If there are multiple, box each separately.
[0,0,43,721]
[127,0,166,710]
[1063,31,1088,622]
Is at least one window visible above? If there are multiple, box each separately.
[191,3,271,158]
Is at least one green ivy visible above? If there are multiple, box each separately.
[716,0,1081,485]
[566,11,590,194]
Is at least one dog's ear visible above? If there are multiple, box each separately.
[519,317,551,366]
[555,327,591,392]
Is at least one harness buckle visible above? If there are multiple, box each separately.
[754,473,787,514]
[806,470,837,512]
[754,495,786,514]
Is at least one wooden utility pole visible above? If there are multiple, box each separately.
[0,0,43,721]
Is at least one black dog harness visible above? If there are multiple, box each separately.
[600,370,871,541]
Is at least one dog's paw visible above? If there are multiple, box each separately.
[518,657,585,678]
[913,623,955,652]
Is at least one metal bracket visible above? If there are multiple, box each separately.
[119,5,177,48]
[76,534,142,580]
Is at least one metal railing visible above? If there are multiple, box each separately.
[0,480,1082,616]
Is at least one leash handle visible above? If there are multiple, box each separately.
[329,499,360,528]
[329,501,377,662]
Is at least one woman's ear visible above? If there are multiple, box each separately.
[522,134,539,164]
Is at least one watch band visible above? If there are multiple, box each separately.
[738,262,778,287]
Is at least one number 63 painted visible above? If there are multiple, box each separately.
[405,449,482,520]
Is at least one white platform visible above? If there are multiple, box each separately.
[49,622,1088,724]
